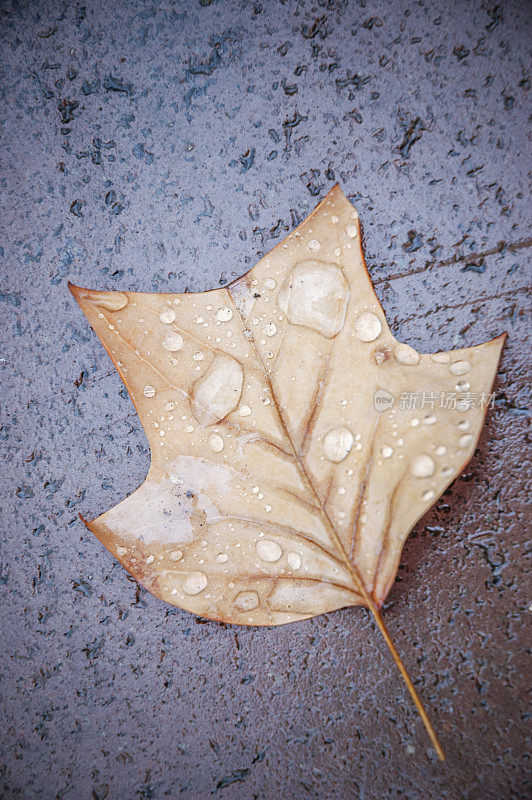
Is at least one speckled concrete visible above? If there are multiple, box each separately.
[0,1,530,798]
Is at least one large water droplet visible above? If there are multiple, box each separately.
[422,489,435,502]
[234,590,259,611]
[159,307,176,324]
[191,354,243,425]
[93,291,128,311]
[381,445,394,458]
[169,550,183,562]
[143,385,156,398]
[287,552,302,570]
[450,360,471,375]
[394,343,420,366]
[162,332,183,351]
[239,405,252,416]
[345,224,358,238]
[458,434,473,449]
[216,553,228,563]
[256,539,282,562]
[263,322,277,337]
[277,260,350,338]
[208,433,224,453]
[264,278,276,290]
[410,454,436,478]
[354,312,382,342]
[182,571,208,595]
[216,306,233,322]
[323,426,354,463]
[308,239,321,251]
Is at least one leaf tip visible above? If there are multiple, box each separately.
[78,512,95,530]
[68,282,86,303]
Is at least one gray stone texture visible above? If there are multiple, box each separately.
[0,0,530,798]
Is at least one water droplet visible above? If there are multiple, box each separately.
[93,291,128,311]
[410,454,436,478]
[116,546,128,556]
[331,215,339,224]
[216,553,228,563]
[450,360,471,375]
[410,417,420,427]
[422,489,435,502]
[162,332,183,351]
[458,434,473,449]
[239,405,251,417]
[208,433,224,453]
[193,351,204,361]
[323,426,354,463]
[435,445,447,456]
[394,343,420,366]
[381,445,394,458]
[192,354,243,425]
[216,306,233,322]
[277,260,350,338]
[287,552,302,570]
[146,554,155,564]
[256,539,282,562]
[169,550,183,562]
[264,278,276,290]
[458,420,470,431]
[308,239,321,251]
[333,247,341,257]
[456,381,471,392]
[354,312,382,342]
[182,571,208,595]
[345,224,358,238]
[431,352,451,364]
[263,322,277,337]
[159,307,176,324]
[234,590,259,611]
[143,385,156,398]
[442,466,454,477]
[424,415,437,425]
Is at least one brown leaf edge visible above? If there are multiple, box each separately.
[69,185,508,762]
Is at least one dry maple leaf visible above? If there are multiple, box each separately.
[70,185,505,759]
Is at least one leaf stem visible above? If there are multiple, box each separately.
[365,600,446,761]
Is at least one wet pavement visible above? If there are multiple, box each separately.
[0,1,530,798]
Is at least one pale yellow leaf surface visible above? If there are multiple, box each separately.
[70,185,505,627]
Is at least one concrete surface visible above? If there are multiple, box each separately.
[0,1,530,798]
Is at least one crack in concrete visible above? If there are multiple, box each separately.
[371,238,532,285]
